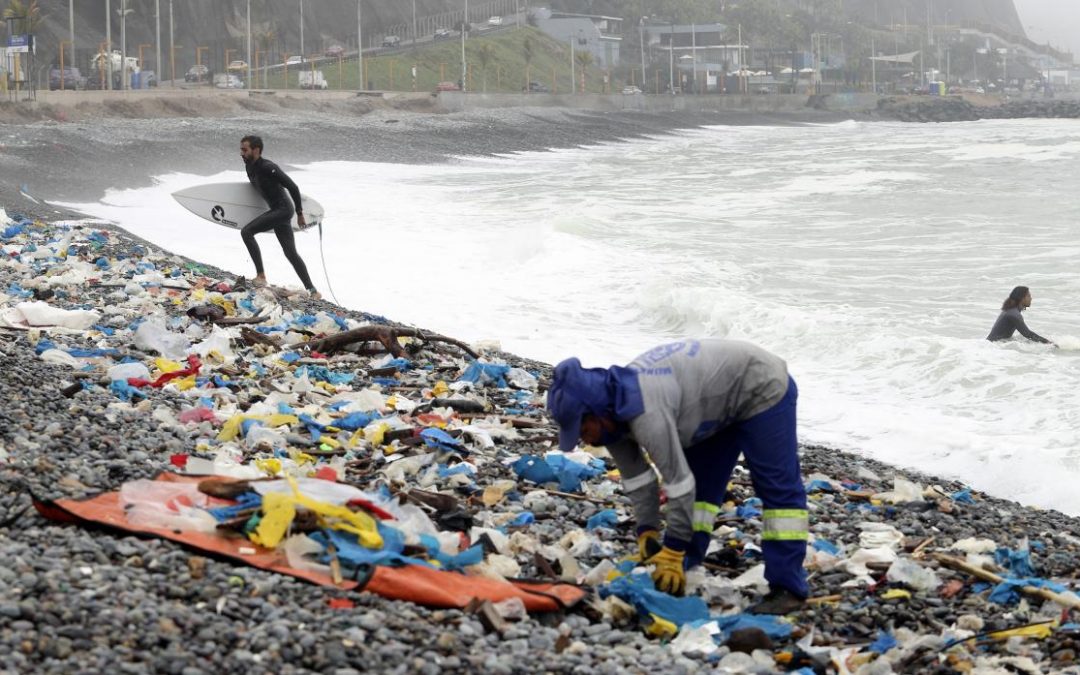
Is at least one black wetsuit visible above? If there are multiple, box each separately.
[986,307,1051,343]
[242,157,315,291]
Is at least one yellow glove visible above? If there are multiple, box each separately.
[624,529,663,563]
[651,546,686,596]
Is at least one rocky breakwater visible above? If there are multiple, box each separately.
[877,95,1080,123]
[2,206,1080,674]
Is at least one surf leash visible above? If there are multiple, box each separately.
[317,220,342,306]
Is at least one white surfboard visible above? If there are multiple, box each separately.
[171,182,324,232]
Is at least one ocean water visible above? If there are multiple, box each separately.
[63,118,1080,515]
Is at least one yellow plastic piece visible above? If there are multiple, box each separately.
[316,435,341,449]
[348,429,364,448]
[173,376,197,391]
[385,395,398,408]
[364,422,389,446]
[988,622,1055,641]
[249,491,296,547]
[645,614,678,639]
[255,458,283,476]
[432,381,450,397]
[881,589,911,600]
[209,295,236,316]
[154,358,183,374]
[291,451,316,465]
[192,289,207,301]
[217,414,299,441]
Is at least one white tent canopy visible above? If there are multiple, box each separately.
[869,51,921,65]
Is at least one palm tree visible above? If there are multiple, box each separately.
[522,35,536,90]
[575,50,593,93]
[475,42,495,92]
[3,0,45,35]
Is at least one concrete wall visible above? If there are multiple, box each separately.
[436,91,883,114]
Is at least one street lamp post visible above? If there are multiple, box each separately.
[155,0,160,83]
[460,0,467,92]
[119,0,131,90]
[246,0,252,90]
[105,0,112,90]
[668,22,674,94]
[169,0,174,86]
[412,0,417,48]
[299,0,304,58]
[357,0,364,91]
[639,16,647,90]
[69,1,75,81]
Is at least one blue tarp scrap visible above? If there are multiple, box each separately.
[94,257,110,270]
[586,509,619,530]
[238,297,257,313]
[437,463,474,479]
[335,411,378,431]
[34,339,57,355]
[296,365,355,386]
[277,402,296,415]
[315,523,482,572]
[280,352,302,364]
[297,414,329,442]
[382,358,413,372]
[1,223,26,239]
[600,572,711,627]
[67,347,121,358]
[512,454,603,493]
[93,325,116,336]
[109,379,146,401]
[805,479,836,493]
[240,419,265,436]
[327,400,351,412]
[206,493,263,522]
[513,455,559,486]
[421,428,464,452]
[951,489,975,504]
[508,512,535,527]
[371,377,399,387]
[988,577,1075,606]
[419,534,484,570]
[811,539,840,556]
[291,314,318,327]
[458,362,511,388]
[7,284,34,299]
[329,314,349,331]
[868,631,898,654]
[994,547,1037,578]
[736,503,762,519]
[87,231,108,243]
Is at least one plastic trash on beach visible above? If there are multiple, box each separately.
[134,318,191,360]
[872,476,924,504]
[119,479,219,532]
[886,557,941,591]
[858,522,905,550]
[669,620,721,656]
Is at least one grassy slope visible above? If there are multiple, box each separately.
[259,27,632,94]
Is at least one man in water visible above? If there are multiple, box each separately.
[987,286,1050,344]
[239,135,319,298]
[546,339,808,614]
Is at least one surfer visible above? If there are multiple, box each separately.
[239,135,319,298]
[986,286,1051,344]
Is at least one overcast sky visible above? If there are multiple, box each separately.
[1014,0,1080,56]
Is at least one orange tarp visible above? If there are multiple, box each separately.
[34,473,585,612]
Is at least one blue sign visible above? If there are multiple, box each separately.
[6,34,33,53]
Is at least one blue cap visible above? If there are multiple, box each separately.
[547,372,588,451]
[547,358,645,451]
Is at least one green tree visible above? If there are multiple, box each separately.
[3,0,44,35]
[475,42,495,92]
[574,50,593,92]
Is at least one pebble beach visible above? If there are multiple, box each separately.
[2,103,1080,675]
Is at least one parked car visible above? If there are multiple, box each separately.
[381,35,401,48]
[285,55,304,66]
[49,66,85,90]
[621,85,642,95]
[324,45,345,58]
[227,60,248,73]
[487,15,503,26]
[214,73,244,89]
[435,81,461,92]
[433,27,453,40]
[184,64,209,82]
[527,80,549,93]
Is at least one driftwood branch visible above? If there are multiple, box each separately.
[240,326,283,348]
[933,553,1080,610]
[301,325,479,359]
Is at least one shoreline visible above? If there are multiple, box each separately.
[4,109,1080,673]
